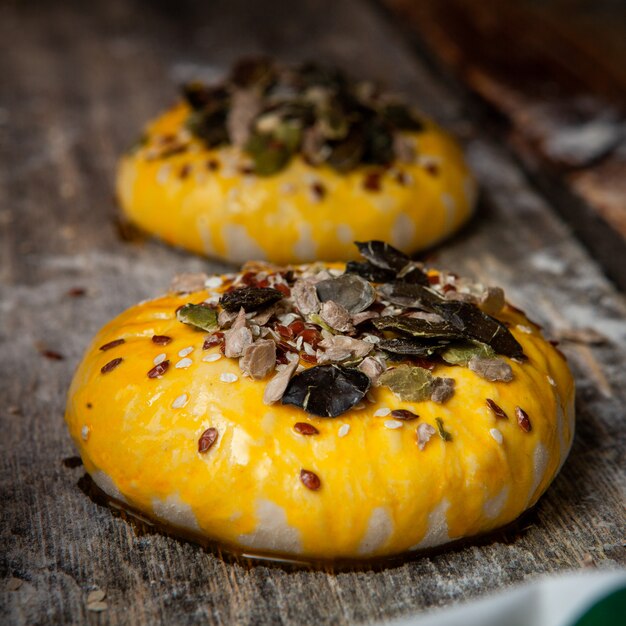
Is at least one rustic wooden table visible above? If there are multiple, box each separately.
[1,1,624,625]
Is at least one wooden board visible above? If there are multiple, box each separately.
[382,0,626,290]
[1,0,624,624]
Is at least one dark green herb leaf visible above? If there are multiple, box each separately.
[435,417,453,441]
[325,126,365,172]
[345,260,395,283]
[176,304,219,332]
[362,119,395,165]
[433,301,525,360]
[440,341,496,366]
[380,103,424,132]
[281,365,370,417]
[378,365,433,402]
[396,264,430,286]
[245,122,302,176]
[186,109,229,148]
[356,240,410,272]
[316,274,375,314]
[378,338,449,356]
[379,282,444,309]
[373,316,463,340]
[220,287,284,313]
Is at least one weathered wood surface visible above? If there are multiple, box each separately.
[383,0,626,290]
[0,0,624,625]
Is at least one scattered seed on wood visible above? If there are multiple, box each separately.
[486,398,508,419]
[198,428,218,453]
[515,406,532,432]
[67,287,86,297]
[293,422,319,435]
[300,469,321,491]
[147,360,169,378]
[86,601,108,613]
[87,589,106,603]
[152,335,172,345]
[41,349,64,360]
[99,339,125,351]
[101,358,122,374]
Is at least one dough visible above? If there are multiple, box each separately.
[117,59,476,264]
[65,241,574,561]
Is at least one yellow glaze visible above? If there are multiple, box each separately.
[65,266,575,561]
[117,104,476,264]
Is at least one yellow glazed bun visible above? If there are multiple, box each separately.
[117,60,476,264]
[65,241,574,561]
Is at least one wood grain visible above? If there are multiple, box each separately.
[382,0,626,290]
[1,0,624,625]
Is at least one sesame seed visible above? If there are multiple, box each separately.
[153,353,166,365]
[547,376,556,386]
[178,346,194,357]
[81,425,89,441]
[374,407,391,417]
[338,424,350,438]
[220,372,238,383]
[205,276,223,289]
[175,357,193,369]
[489,428,503,444]
[172,393,188,409]
[384,420,403,430]
[517,325,533,334]
[202,353,222,363]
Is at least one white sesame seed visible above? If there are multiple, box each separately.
[385,420,403,430]
[362,334,381,344]
[220,372,238,383]
[490,428,503,444]
[153,353,166,365]
[374,407,391,417]
[81,425,89,441]
[175,357,193,369]
[203,353,222,363]
[296,336,304,350]
[178,346,194,357]
[172,393,188,409]
[517,325,533,334]
[303,342,316,356]
[205,276,223,289]
[278,313,299,325]
[547,375,556,387]
[156,164,171,184]
[338,424,350,438]
[279,182,296,195]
